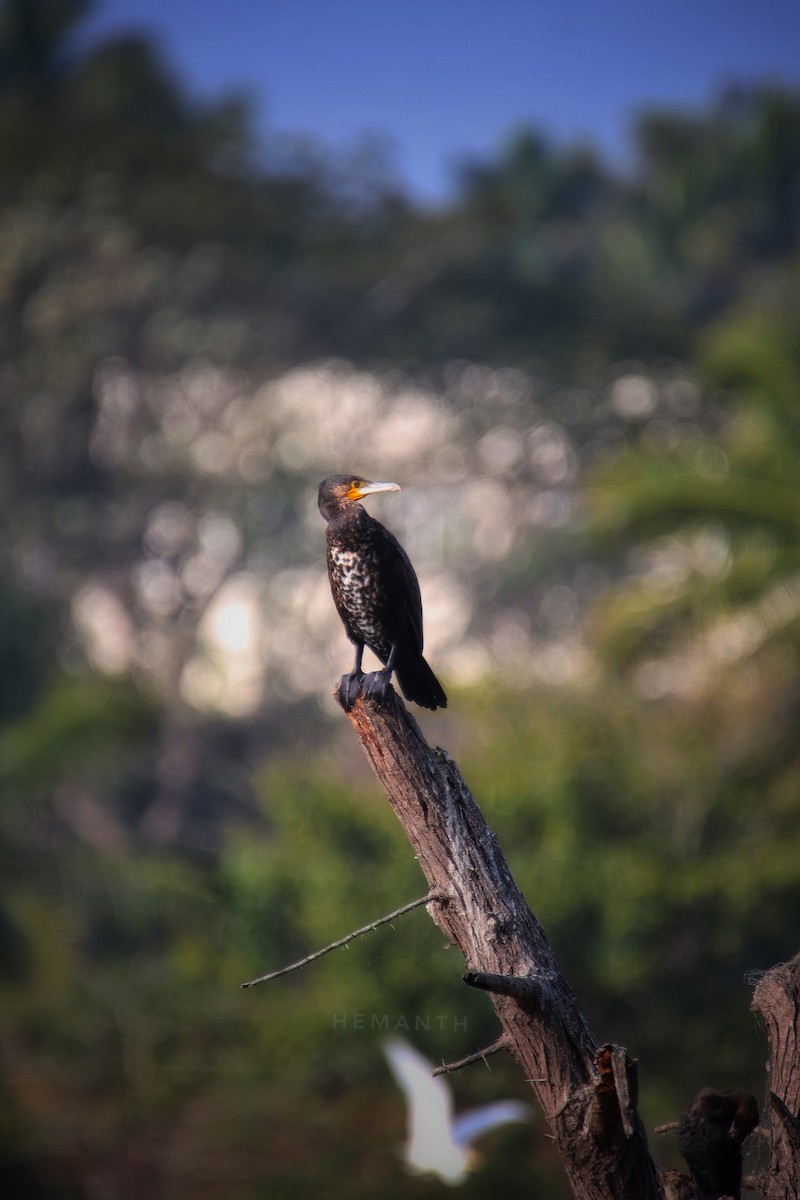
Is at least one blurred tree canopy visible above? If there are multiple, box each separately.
[1,2,799,1197]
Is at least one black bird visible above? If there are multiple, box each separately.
[318,475,447,711]
[677,1088,759,1199]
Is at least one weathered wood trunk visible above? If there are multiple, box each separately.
[337,687,800,1198]
[341,689,662,1199]
[752,953,800,1200]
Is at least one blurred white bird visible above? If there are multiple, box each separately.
[382,1036,532,1186]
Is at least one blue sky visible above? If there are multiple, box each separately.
[79,0,800,204]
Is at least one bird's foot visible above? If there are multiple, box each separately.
[337,670,365,711]
[362,668,394,706]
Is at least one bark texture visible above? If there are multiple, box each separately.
[339,687,799,1199]
[752,952,800,1200]
[341,688,661,1200]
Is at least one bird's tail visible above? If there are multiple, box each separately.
[395,655,447,710]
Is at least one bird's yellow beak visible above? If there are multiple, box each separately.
[347,480,401,500]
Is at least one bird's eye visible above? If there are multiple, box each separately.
[350,479,360,489]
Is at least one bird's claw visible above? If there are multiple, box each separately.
[337,671,365,711]
[362,668,394,706]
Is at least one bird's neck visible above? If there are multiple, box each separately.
[326,502,369,533]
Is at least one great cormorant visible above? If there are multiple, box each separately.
[318,475,447,711]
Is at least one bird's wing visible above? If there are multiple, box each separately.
[452,1100,532,1148]
[383,1037,457,1144]
[383,1038,471,1184]
[381,527,424,653]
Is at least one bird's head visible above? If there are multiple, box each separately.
[318,475,401,520]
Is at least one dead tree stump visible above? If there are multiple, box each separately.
[341,688,662,1199]
[241,684,799,1196]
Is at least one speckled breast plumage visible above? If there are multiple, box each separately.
[328,541,394,655]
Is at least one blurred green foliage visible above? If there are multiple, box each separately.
[1,2,799,1197]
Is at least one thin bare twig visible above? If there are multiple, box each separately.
[432,1037,507,1076]
[654,1121,679,1135]
[241,892,445,989]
